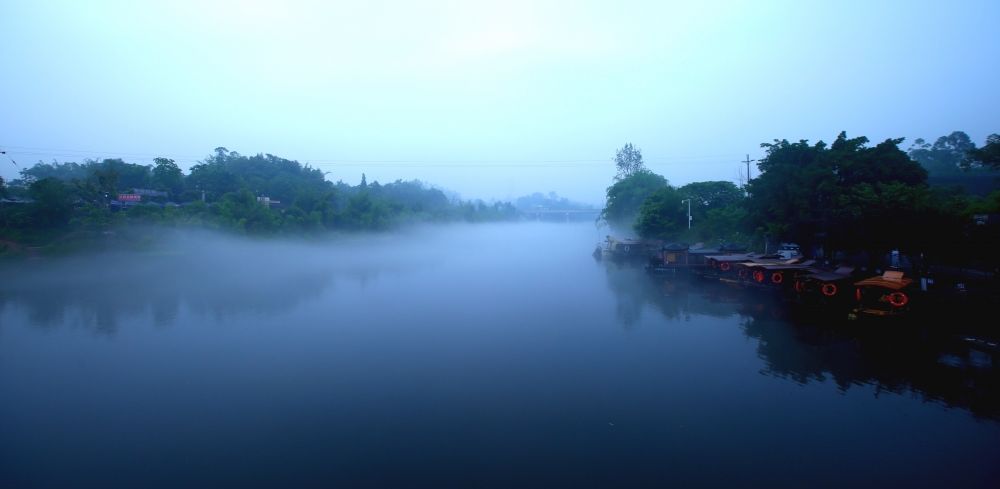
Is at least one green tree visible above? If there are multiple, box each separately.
[19,161,89,182]
[909,131,999,196]
[187,162,240,201]
[152,157,184,198]
[614,143,645,180]
[969,134,1000,169]
[601,170,668,229]
[344,190,389,230]
[678,181,743,210]
[635,186,685,238]
[217,188,279,234]
[90,164,120,197]
[908,131,975,174]
[748,131,928,251]
[28,177,75,227]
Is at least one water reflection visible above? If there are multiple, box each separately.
[604,265,1000,420]
[743,313,999,420]
[603,265,744,326]
[0,232,430,334]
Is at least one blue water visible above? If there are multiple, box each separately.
[1,222,998,488]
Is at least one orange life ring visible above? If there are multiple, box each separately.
[888,291,909,307]
[771,272,783,284]
[720,262,731,271]
[753,270,765,283]
[821,283,837,297]
[794,280,805,293]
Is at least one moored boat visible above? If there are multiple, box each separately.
[850,270,916,319]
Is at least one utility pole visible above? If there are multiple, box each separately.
[682,199,692,229]
[743,154,756,181]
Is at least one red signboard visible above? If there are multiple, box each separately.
[118,194,141,202]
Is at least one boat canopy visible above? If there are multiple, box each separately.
[854,270,913,290]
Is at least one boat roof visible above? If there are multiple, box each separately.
[706,254,758,262]
[854,271,912,289]
[754,262,816,271]
[743,259,813,269]
[805,266,856,282]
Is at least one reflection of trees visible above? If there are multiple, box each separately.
[603,266,1000,420]
[742,309,1000,420]
[0,252,403,335]
[602,265,743,327]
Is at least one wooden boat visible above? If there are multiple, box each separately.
[793,266,857,302]
[737,260,818,290]
[851,270,915,318]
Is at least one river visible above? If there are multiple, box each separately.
[1,221,998,488]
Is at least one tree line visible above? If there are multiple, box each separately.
[601,131,1000,269]
[0,147,517,248]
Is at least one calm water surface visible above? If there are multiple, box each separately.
[1,222,998,488]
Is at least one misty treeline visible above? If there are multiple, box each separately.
[0,147,517,247]
[602,131,1000,268]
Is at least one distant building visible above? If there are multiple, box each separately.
[257,196,282,208]
[132,188,168,198]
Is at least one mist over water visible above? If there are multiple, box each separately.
[2,222,998,488]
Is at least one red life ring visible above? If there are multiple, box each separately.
[821,283,837,297]
[720,262,731,271]
[794,280,805,293]
[888,291,909,307]
[753,270,765,283]
[771,272,783,284]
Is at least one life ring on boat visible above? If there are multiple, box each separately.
[771,272,783,284]
[794,280,805,293]
[888,291,909,307]
[821,283,837,297]
[753,270,765,283]
[719,262,731,271]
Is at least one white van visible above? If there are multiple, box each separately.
[777,243,802,260]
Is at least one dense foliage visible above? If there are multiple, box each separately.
[907,131,1000,196]
[607,132,1000,269]
[601,170,668,230]
[0,148,518,250]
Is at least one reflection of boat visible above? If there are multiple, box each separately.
[851,270,915,319]
[742,310,1000,420]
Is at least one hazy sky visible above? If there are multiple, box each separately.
[2,0,998,205]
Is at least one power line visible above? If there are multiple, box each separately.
[0,144,744,169]
[1,149,18,167]
[1,152,737,165]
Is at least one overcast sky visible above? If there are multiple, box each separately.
[2,0,998,205]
